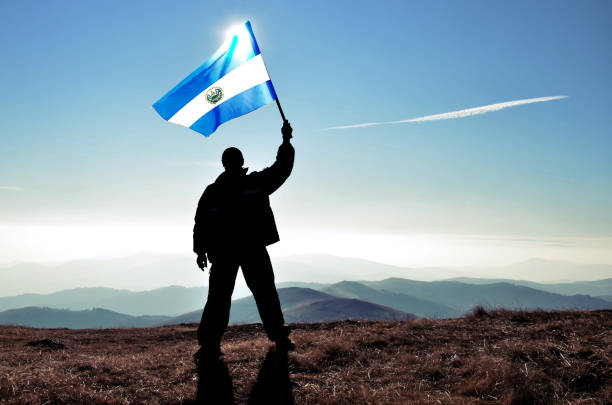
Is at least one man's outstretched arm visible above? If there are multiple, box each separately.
[253,121,295,194]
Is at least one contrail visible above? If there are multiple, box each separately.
[326,95,567,130]
[0,186,22,191]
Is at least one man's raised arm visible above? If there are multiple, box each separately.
[253,121,295,194]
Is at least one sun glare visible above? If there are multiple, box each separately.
[224,24,244,42]
[223,22,254,61]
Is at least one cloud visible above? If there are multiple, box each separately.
[0,186,22,191]
[326,95,567,130]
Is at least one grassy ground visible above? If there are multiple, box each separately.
[0,309,610,404]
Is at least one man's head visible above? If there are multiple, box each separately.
[221,147,244,172]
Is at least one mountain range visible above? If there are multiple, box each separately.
[1,253,610,329]
[162,287,415,326]
[1,276,610,328]
[0,286,415,328]
[445,277,612,297]
[360,278,611,313]
[0,286,208,316]
[321,281,461,318]
[0,307,168,329]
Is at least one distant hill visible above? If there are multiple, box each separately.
[283,298,415,322]
[277,287,415,322]
[156,309,202,325]
[0,307,169,329]
[446,277,612,297]
[362,278,612,313]
[275,281,330,290]
[160,287,416,325]
[322,281,460,318]
[0,286,208,316]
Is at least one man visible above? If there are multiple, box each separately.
[193,121,295,365]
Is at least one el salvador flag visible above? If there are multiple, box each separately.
[153,21,277,137]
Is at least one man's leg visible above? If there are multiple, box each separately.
[241,247,291,343]
[197,260,240,351]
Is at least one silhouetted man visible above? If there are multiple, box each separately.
[193,122,295,365]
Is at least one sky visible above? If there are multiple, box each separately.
[1,1,611,270]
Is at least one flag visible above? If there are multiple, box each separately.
[153,20,277,137]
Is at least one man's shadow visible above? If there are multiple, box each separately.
[194,358,236,405]
[192,347,294,405]
[248,348,294,405]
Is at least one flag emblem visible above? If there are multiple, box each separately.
[152,20,278,137]
[206,87,224,104]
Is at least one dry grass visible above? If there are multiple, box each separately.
[0,310,610,404]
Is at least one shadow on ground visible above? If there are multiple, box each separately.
[191,347,293,404]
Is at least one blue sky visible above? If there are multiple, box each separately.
[1,1,611,266]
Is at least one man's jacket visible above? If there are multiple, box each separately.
[193,141,294,262]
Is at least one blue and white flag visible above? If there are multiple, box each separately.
[153,21,277,137]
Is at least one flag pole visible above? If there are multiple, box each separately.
[275,97,288,123]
